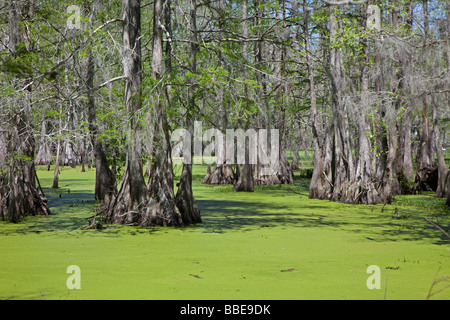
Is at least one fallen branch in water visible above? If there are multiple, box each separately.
[424,218,450,239]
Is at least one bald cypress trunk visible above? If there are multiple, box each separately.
[83,2,116,203]
[233,0,254,192]
[309,2,393,204]
[305,0,326,199]
[1,0,50,222]
[107,0,185,226]
[440,2,450,202]
[202,0,236,186]
[433,96,449,198]
[275,0,293,186]
[35,121,52,166]
[145,0,184,226]
[107,0,159,226]
[352,3,383,204]
[175,0,201,223]
[87,47,116,203]
[327,6,355,202]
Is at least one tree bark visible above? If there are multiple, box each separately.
[87,52,116,203]
[175,0,202,223]
[305,0,327,199]
[353,3,383,204]
[327,6,355,202]
[86,4,116,204]
[1,0,50,222]
[52,104,62,189]
[202,0,236,186]
[106,0,156,226]
[233,0,254,192]
[309,2,394,204]
[35,121,52,166]
[276,0,294,186]
[145,0,185,226]
[378,0,404,200]
[433,96,448,198]
[291,148,300,171]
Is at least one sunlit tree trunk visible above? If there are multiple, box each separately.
[203,0,236,186]
[146,0,183,225]
[107,0,187,226]
[106,0,152,225]
[234,0,254,192]
[175,0,202,223]
[305,0,327,199]
[87,46,116,203]
[2,0,50,222]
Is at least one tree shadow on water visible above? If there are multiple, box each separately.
[194,198,450,246]
[195,198,341,233]
[0,188,97,235]
[2,182,448,247]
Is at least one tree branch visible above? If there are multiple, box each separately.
[69,75,127,100]
[323,0,367,5]
[424,218,450,239]
[92,19,124,35]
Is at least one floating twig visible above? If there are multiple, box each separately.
[424,218,450,239]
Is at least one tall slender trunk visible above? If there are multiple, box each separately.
[379,1,404,199]
[203,0,236,185]
[52,136,61,188]
[234,0,254,192]
[106,0,152,226]
[87,47,116,203]
[85,4,116,203]
[275,0,293,185]
[35,121,51,166]
[401,1,414,181]
[445,0,450,205]
[433,96,448,198]
[146,0,183,226]
[305,0,327,199]
[249,0,280,186]
[353,2,383,204]
[328,6,355,202]
[416,0,433,171]
[175,0,201,223]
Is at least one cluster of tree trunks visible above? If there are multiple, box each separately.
[0,1,50,222]
[202,0,293,192]
[308,1,449,205]
[104,0,200,227]
[202,135,294,191]
[2,0,449,227]
[0,116,51,222]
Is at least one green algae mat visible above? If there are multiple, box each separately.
[0,166,449,300]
